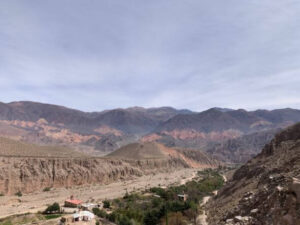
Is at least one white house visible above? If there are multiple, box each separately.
[73,211,95,222]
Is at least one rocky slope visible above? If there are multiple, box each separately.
[206,123,300,225]
[107,142,218,168]
[205,129,280,163]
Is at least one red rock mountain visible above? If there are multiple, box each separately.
[1,101,300,163]
[146,108,300,162]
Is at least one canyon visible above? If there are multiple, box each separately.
[0,137,217,195]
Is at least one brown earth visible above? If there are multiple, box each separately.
[206,123,300,225]
[0,168,197,219]
[0,138,219,196]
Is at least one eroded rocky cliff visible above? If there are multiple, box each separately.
[0,155,216,195]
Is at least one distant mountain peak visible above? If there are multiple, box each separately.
[211,107,235,112]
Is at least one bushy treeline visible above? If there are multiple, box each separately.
[94,169,224,225]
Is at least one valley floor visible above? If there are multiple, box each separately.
[0,168,197,219]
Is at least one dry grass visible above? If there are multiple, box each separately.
[0,137,86,158]
[107,142,168,160]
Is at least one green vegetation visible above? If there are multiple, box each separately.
[96,169,224,225]
[43,187,51,192]
[43,202,60,214]
[44,214,61,220]
[15,191,22,197]
[103,200,111,209]
[93,208,107,218]
[0,204,64,224]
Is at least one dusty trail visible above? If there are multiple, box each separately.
[180,171,197,185]
[222,174,227,182]
[197,174,227,225]
[0,168,197,219]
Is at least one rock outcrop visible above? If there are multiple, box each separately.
[207,123,300,225]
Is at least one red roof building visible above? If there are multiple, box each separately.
[64,197,82,208]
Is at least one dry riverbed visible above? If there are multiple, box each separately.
[0,168,197,219]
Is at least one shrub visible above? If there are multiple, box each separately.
[43,187,51,192]
[44,202,60,214]
[45,214,61,220]
[106,211,117,222]
[92,208,107,218]
[60,217,66,224]
[119,215,132,225]
[144,210,160,225]
[103,200,110,209]
[15,191,22,197]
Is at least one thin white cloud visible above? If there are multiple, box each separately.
[0,0,299,111]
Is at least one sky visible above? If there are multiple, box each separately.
[0,0,300,112]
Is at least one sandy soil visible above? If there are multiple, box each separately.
[197,196,211,225]
[0,168,197,219]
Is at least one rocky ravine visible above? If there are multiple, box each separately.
[206,123,300,225]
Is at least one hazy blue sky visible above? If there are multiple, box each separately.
[1,0,300,111]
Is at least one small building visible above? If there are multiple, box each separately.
[177,194,188,202]
[73,211,95,222]
[81,203,97,211]
[65,196,82,208]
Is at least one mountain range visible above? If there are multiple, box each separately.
[1,101,300,163]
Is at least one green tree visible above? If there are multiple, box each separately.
[44,202,60,214]
[119,215,132,225]
[93,208,107,218]
[144,210,160,225]
[103,200,110,209]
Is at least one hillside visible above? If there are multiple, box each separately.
[145,108,300,163]
[0,101,192,153]
[206,123,300,225]
[205,129,280,163]
[0,136,86,158]
[156,108,300,133]
[107,142,168,159]
[107,142,219,168]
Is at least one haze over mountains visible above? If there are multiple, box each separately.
[1,101,300,163]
